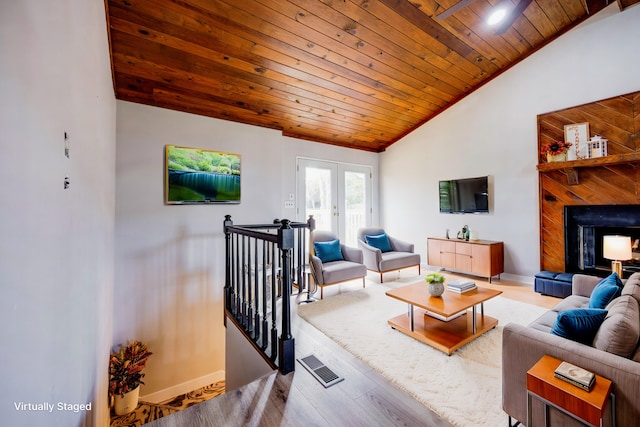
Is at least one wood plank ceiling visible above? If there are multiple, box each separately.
[106,0,638,152]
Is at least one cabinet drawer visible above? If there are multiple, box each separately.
[441,240,456,253]
[455,242,472,255]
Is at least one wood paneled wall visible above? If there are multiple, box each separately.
[538,91,640,272]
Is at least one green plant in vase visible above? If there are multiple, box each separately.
[426,272,445,297]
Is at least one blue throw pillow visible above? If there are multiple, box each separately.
[314,239,344,263]
[365,233,392,252]
[589,273,623,309]
[551,308,608,344]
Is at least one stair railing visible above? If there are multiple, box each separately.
[223,215,313,374]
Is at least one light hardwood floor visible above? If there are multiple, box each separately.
[148,271,559,427]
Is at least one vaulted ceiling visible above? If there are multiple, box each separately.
[106,0,639,152]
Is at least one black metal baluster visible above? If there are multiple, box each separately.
[261,239,268,350]
[270,241,278,361]
[234,233,240,319]
[241,235,247,328]
[253,237,260,341]
[247,237,254,336]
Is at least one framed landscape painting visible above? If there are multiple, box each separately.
[165,145,241,204]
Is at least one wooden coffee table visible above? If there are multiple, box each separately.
[385,282,502,355]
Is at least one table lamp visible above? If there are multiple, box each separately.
[603,235,632,277]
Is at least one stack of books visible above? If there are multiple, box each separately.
[554,361,596,391]
[447,279,477,293]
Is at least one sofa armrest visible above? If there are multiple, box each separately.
[503,322,640,426]
[341,245,363,263]
[358,240,382,270]
[572,273,602,297]
[388,235,414,253]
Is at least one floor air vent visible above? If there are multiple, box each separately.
[297,355,344,388]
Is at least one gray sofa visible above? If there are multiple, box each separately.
[503,273,640,426]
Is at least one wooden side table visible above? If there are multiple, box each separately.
[526,355,615,427]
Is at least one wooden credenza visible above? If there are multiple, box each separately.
[427,237,504,282]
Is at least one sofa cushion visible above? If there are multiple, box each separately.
[550,308,608,344]
[534,270,558,280]
[320,260,366,284]
[379,251,421,272]
[622,272,640,303]
[365,233,392,252]
[528,310,559,333]
[314,239,344,263]
[588,273,623,309]
[593,295,640,358]
[552,295,590,313]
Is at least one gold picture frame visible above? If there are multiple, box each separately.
[564,122,590,160]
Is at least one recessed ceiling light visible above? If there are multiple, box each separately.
[487,8,507,26]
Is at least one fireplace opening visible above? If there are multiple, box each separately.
[565,205,640,278]
[591,227,640,270]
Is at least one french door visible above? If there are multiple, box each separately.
[297,158,372,247]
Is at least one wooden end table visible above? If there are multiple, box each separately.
[526,355,615,427]
[385,282,501,355]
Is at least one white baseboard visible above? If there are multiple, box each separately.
[140,370,225,404]
[500,273,534,286]
[425,265,535,286]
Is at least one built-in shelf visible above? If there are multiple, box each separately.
[537,152,640,172]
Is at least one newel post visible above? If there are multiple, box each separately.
[223,215,233,312]
[277,219,295,374]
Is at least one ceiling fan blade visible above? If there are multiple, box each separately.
[494,0,534,35]
[436,0,477,20]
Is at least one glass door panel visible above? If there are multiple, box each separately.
[341,169,369,247]
[298,158,372,244]
[304,164,337,233]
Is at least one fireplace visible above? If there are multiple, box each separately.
[565,205,640,278]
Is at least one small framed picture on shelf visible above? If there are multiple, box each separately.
[564,122,590,160]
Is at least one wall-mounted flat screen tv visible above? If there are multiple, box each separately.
[165,145,241,204]
[439,176,489,214]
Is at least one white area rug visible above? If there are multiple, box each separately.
[297,279,547,427]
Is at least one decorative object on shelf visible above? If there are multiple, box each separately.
[110,340,153,416]
[426,272,445,297]
[456,225,470,240]
[587,135,608,158]
[541,140,572,163]
[564,122,590,160]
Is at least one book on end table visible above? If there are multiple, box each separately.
[554,361,596,391]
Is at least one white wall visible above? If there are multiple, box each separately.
[0,1,116,426]
[114,101,378,395]
[380,4,640,280]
